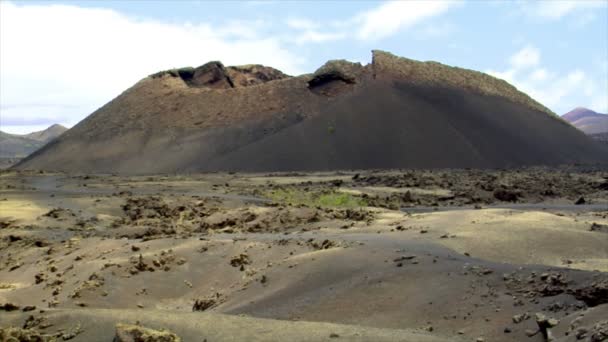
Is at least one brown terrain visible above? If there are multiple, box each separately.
[13,51,607,173]
[1,168,607,341]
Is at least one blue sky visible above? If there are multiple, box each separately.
[1,0,607,133]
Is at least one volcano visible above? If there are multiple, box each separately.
[14,51,607,173]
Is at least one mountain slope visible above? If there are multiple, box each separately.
[562,107,608,135]
[14,51,607,173]
[0,124,67,158]
[22,124,68,142]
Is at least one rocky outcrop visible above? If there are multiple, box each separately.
[189,61,234,89]
[308,60,363,96]
[151,62,289,89]
[226,65,289,87]
[310,60,363,84]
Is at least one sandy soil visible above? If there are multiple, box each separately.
[1,169,607,341]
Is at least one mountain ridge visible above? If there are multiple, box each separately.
[0,124,67,159]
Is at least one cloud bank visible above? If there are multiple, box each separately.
[0,1,304,133]
[487,45,607,114]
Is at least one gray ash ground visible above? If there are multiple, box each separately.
[0,168,607,341]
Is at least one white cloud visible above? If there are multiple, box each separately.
[509,45,540,69]
[522,0,607,20]
[591,92,608,113]
[283,1,459,44]
[487,45,607,113]
[286,18,318,31]
[293,31,346,44]
[525,70,587,108]
[415,22,455,40]
[530,68,550,82]
[285,18,346,44]
[355,0,458,40]
[0,1,305,133]
[244,1,279,6]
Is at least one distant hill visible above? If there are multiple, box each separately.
[562,107,608,135]
[13,51,608,174]
[22,124,69,143]
[0,124,67,158]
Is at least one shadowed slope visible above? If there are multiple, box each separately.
[200,81,605,172]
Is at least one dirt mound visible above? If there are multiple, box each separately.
[14,51,607,174]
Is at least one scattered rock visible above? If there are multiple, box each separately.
[493,189,519,202]
[0,327,55,342]
[535,313,559,341]
[393,255,417,262]
[43,208,76,220]
[192,298,215,312]
[512,312,530,324]
[589,320,608,342]
[307,239,338,250]
[570,279,608,307]
[590,223,608,233]
[230,254,251,269]
[114,323,181,342]
[192,293,223,312]
[0,302,19,311]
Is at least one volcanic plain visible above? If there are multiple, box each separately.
[1,168,607,341]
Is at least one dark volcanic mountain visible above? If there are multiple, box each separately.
[14,51,607,173]
[562,107,608,135]
[0,124,67,158]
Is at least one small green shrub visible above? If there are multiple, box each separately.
[316,192,365,207]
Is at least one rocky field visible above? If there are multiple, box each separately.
[1,168,607,341]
